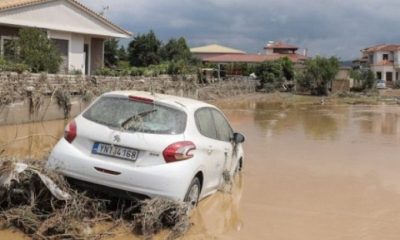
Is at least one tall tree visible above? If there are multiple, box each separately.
[161,37,192,61]
[117,45,128,61]
[299,56,340,95]
[104,39,119,67]
[128,30,161,67]
[18,28,62,73]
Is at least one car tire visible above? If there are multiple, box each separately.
[184,177,201,207]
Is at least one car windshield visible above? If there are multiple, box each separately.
[83,96,187,134]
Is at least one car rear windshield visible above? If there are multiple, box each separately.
[83,96,187,134]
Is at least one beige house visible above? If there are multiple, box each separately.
[0,0,132,74]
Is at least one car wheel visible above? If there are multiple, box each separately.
[184,177,201,207]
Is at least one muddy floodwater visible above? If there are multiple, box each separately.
[2,98,400,239]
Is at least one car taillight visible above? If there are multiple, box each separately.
[163,141,196,163]
[64,120,77,143]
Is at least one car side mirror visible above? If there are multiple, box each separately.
[233,132,245,143]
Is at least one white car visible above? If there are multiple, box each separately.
[376,80,386,89]
[47,91,245,205]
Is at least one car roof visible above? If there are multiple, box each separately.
[102,90,214,110]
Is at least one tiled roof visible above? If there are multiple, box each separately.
[191,44,246,54]
[264,41,298,50]
[202,53,308,63]
[0,0,132,36]
[0,0,46,10]
[363,44,400,52]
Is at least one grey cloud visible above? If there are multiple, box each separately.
[82,0,400,60]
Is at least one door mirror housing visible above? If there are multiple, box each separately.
[233,132,245,143]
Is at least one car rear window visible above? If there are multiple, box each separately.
[83,96,187,134]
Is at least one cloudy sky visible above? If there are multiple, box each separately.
[81,0,400,60]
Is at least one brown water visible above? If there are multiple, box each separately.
[1,99,400,240]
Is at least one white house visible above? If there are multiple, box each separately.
[359,44,400,86]
[0,0,132,74]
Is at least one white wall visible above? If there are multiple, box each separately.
[70,33,85,73]
[48,30,86,73]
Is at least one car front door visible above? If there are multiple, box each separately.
[195,108,227,192]
[210,109,235,180]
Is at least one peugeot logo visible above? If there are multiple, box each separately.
[113,135,121,143]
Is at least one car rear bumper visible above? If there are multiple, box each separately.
[47,139,196,201]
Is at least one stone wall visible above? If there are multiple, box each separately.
[0,73,256,125]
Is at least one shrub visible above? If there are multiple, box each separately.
[0,58,29,73]
[18,28,62,73]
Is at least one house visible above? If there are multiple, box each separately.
[191,41,307,65]
[356,44,400,86]
[0,0,132,75]
[264,41,300,55]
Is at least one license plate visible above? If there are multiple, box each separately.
[92,143,138,161]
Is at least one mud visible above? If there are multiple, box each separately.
[1,97,400,239]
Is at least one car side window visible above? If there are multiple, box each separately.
[211,109,233,142]
[195,108,218,140]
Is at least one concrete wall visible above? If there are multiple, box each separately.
[90,38,104,75]
[0,73,256,125]
[332,79,350,93]
[48,30,90,74]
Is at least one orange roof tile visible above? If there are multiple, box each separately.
[202,53,308,63]
[363,44,400,52]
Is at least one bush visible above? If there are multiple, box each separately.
[18,28,62,73]
[0,58,29,73]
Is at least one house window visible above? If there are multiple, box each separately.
[1,36,19,61]
[383,54,389,61]
[51,38,69,74]
[376,71,382,80]
[396,71,399,81]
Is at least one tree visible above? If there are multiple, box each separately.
[280,57,294,81]
[161,37,192,61]
[118,45,128,62]
[104,39,119,67]
[255,60,284,92]
[299,56,340,95]
[350,69,375,90]
[18,28,62,73]
[128,30,161,67]
[255,58,294,92]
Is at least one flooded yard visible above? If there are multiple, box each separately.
[1,97,400,239]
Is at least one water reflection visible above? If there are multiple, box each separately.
[253,103,342,140]
[189,174,244,238]
[354,107,400,136]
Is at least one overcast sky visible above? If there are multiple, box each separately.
[81,0,400,60]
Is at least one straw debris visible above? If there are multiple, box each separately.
[0,160,191,240]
